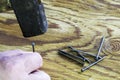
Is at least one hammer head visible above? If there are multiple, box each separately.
[10,0,48,37]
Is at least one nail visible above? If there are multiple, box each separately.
[68,46,86,59]
[58,50,84,65]
[81,56,105,72]
[32,42,35,52]
[68,46,74,50]
[68,46,91,63]
[78,50,102,59]
[96,36,105,60]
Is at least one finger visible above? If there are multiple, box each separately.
[25,52,43,73]
[0,51,43,74]
[0,50,36,58]
[21,52,43,74]
[29,70,51,80]
[0,49,25,57]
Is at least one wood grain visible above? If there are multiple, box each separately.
[0,0,120,80]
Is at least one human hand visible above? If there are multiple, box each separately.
[0,50,51,80]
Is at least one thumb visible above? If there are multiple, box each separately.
[28,70,51,80]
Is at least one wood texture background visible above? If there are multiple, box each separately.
[0,0,120,80]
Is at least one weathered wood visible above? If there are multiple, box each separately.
[0,0,120,80]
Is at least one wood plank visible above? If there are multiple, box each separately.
[0,0,120,80]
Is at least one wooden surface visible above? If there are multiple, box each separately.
[0,0,120,80]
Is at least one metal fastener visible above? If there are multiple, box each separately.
[58,50,84,65]
[68,46,91,63]
[32,42,35,52]
[96,36,105,60]
[78,50,102,59]
[81,56,105,72]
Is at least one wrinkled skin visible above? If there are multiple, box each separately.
[0,50,51,80]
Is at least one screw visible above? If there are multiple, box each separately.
[81,56,105,72]
[32,42,35,52]
[58,50,84,65]
[96,36,105,60]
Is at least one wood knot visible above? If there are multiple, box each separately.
[102,38,120,55]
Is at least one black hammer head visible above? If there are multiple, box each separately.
[10,0,48,37]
